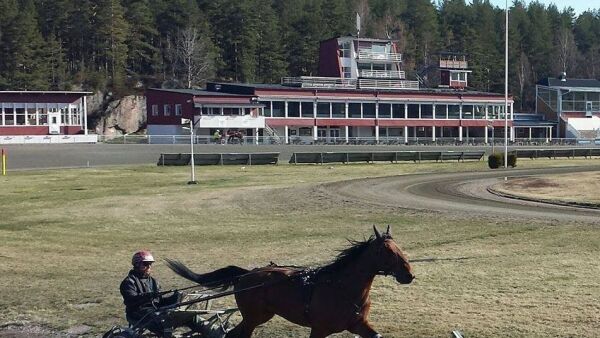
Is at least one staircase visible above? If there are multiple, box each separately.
[263,124,283,144]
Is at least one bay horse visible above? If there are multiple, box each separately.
[166,226,414,338]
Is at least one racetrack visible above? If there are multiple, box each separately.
[320,166,600,224]
[2,153,600,337]
[2,143,497,170]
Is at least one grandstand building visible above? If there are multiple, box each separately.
[147,36,514,144]
[0,91,96,144]
[536,75,600,139]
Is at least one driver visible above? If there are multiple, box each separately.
[120,250,181,337]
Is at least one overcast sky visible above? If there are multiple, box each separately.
[482,0,599,15]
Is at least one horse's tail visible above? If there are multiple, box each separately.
[165,258,249,288]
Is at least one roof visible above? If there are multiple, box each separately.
[0,90,92,95]
[148,87,253,97]
[321,35,395,44]
[206,82,508,98]
[539,78,600,89]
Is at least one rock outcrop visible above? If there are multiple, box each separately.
[93,95,146,136]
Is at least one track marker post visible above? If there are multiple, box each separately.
[1,148,6,176]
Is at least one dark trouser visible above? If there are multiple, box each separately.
[127,294,180,338]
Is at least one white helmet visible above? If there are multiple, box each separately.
[132,250,155,266]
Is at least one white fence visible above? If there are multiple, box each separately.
[0,134,98,144]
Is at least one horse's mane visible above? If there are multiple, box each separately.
[311,234,390,277]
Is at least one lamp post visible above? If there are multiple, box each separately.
[184,118,198,185]
[488,121,495,154]
[504,0,509,168]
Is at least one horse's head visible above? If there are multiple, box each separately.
[371,225,414,284]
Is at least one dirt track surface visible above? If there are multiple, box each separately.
[319,165,600,224]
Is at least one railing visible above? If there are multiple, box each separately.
[439,60,468,69]
[358,79,419,90]
[96,135,600,147]
[359,70,405,79]
[263,124,282,144]
[281,77,356,89]
[357,50,402,62]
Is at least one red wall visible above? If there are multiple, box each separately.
[0,126,83,136]
[318,38,341,77]
[145,89,196,125]
[0,126,48,135]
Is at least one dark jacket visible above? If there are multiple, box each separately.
[120,270,161,316]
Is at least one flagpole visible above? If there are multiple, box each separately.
[504,0,509,169]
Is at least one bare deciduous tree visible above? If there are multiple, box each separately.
[517,52,531,110]
[172,26,214,88]
[556,27,577,75]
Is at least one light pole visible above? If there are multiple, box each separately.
[186,118,198,185]
[488,121,495,154]
[504,0,509,168]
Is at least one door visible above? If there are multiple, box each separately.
[48,110,61,134]
[586,101,593,117]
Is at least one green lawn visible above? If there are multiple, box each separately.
[1,159,599,337]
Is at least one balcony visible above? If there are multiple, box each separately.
[198,115,265,129]
[359,70,405,79]
[357,50,402,62]
[358,79,419,90]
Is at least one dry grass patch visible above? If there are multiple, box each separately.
[493,171,600,205]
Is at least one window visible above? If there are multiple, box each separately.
[392,104,405,118]
[301,102,314,118]
[407,104,419,119]
[299,127,312,136]
[379,104,391,118]
[164,104,171,116]
[363,103,376,118]
[287,102,300,117]
[348,103,361,118]
[421,105,433,119]
[339,42,351,58]
[462,105,474,118]
[272,101,284,117]
[474,105,485,119]
[317,102,330,118]
[260,101,271,117]
[16,108,26,125]
[332,103,345,118]
[448,105,460,119]
[152,105,158,116]
[330,128,340,138]
[175,104,182,116]
[342,67,352,78]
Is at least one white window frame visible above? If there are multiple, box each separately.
[175,104,182,116]
[152,104,159,116]
[164,104,171,116]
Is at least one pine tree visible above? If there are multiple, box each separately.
[3,0,50,90]
[124,0,160,80]
[256,3,287,83]
[403,0,439,71]
[94,0,130,92]
[468,0,502,92]
[46,33,70,90]
[0,0,19,89]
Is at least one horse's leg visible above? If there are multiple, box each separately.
[226,312,275,338]
[348,320,381,338]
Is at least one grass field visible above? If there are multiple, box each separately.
[1,159,600,337]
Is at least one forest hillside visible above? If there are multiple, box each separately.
[0,0,599,114]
